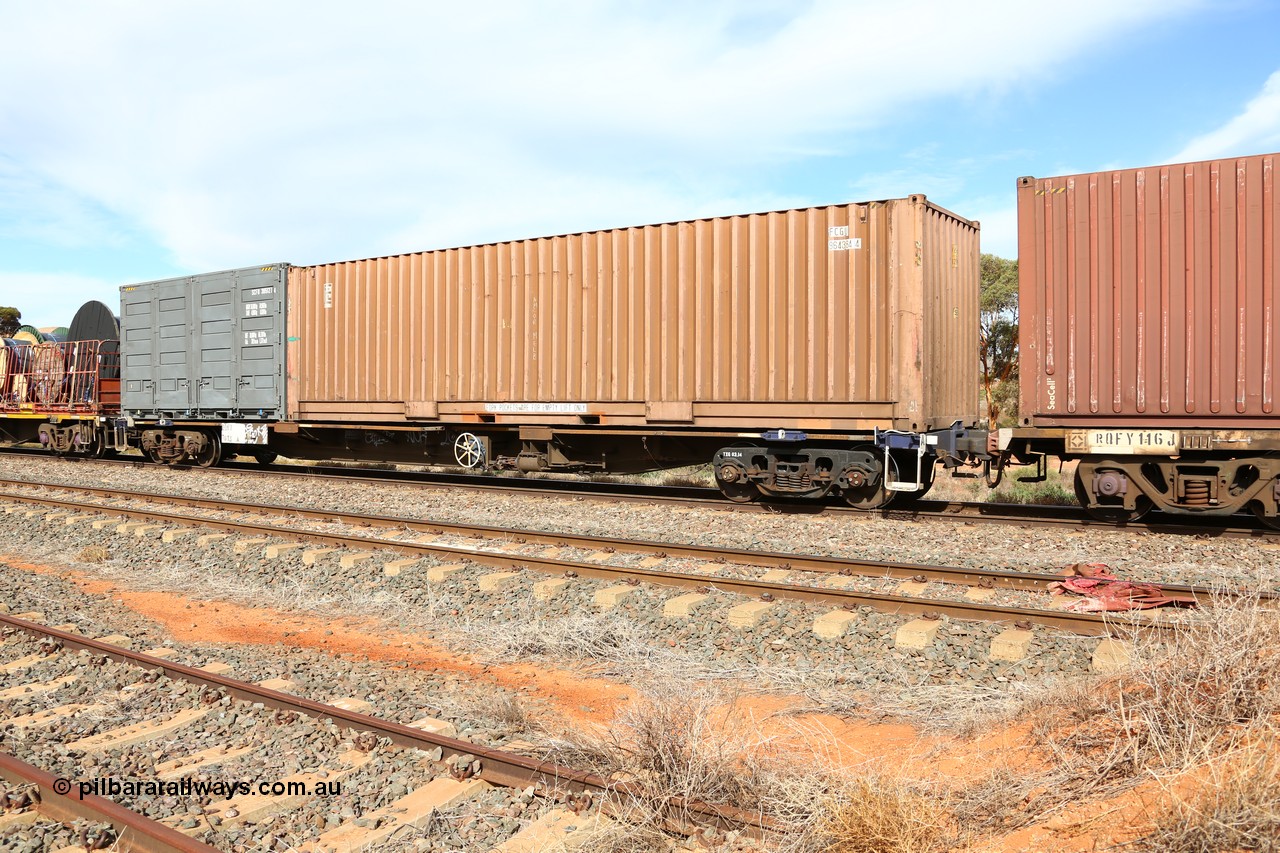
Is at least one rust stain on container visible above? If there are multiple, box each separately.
[286,198,979,432]
[1020,151,1280,427]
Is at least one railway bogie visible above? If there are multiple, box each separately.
[138,427,222,467]
[1074,454,1280,523]
[993,426,1280,525]
[37,419,110,457]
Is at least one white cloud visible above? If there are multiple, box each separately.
[0,157,130,249]
[1170,69,1280,163]
[0,0,1202,274]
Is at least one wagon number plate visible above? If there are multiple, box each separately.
[1070,429,1178,455]
[222,423,269,445]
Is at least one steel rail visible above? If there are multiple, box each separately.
[0,478,1256,606]
[0,448,717,505]
[0,750,218,853]
[2,449,1276,536]
[0,489,1170,636]
[0,614,770,836]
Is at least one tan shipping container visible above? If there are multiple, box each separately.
[1019,151,1280,427]
[286,196,979,433]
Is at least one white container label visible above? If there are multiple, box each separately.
[827,225,849,238]
[828,238,861,251]
[222,423,269,445]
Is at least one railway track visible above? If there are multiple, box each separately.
[1,750,217,853]
[0,613,768,851]
[0,479,1238,637]
[2,447,1276,537]
[2,472,1255,848]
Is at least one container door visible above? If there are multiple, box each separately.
[120,287,155,413]
[195,277,235,413]
[233,265,285,416]
[153,281,193,413]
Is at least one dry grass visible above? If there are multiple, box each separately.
[1036,595,1280,787]
[76,544,110,563]
[534,682,822,850]
[948,760,1045,834]
[936,595,1280,839]
[838,682,1035,739]
[458,689,531,733]
[531,681,962,853]
[813,777,952,853]
[538,682,771,820]
[1131,744,1280,852]
[472,611,654,671]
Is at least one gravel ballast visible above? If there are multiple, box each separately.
[5,497,1100,699]
[0,455,1272,592]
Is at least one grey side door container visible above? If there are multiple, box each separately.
[121,264,287,420]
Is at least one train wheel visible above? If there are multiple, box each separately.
[254,450,278,466]
[715,477,759,503]
[1251,504,1280,530]
[843,450,897,510]
[193,434,222,469]
[713,447,759,503]
[453,432,486,469]
[84,429,107,459]
[1073,469,1151,523]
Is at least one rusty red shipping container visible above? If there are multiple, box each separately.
[286,196,979,433]
[1018,152,1280,427]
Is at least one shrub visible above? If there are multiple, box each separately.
[815,776,951,853]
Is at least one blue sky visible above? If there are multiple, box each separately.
[2,0,1279,328]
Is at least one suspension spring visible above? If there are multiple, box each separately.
[1182,479,1211,506]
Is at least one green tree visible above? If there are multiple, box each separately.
[0,307,19,338]
[979,254,1018,429]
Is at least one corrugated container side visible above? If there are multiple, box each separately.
[286,198,978,431]
[1019,152,1279,427]
[921,202,981,429]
